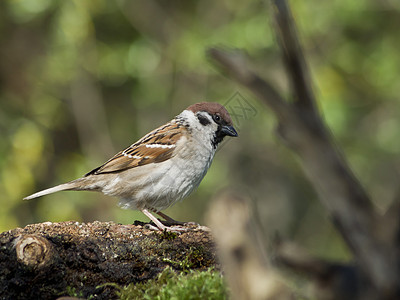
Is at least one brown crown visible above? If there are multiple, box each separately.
[186,102,233,126]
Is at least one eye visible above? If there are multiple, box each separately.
[213,114,221,123]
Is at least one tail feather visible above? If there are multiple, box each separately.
[23,178,86,200]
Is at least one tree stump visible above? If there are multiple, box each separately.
[0,221,218,299]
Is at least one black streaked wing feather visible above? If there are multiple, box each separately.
[85,121,185,176]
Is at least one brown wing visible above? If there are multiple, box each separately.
[85,121,186,176]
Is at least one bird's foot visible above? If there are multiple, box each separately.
[182,221,200,226]
[144,223,188,233]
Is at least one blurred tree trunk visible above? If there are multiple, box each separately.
[207,0,400,299]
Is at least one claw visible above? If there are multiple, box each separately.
[144,223,188,233]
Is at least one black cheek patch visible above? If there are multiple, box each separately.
[197,114,211,126]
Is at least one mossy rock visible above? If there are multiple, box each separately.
[0,221,219,299]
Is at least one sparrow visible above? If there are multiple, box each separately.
[24,102,238,231]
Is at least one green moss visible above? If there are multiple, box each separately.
[65,286,94,299]
[117,267,227,300]
[159,230,178,241]
[162,246,205,271]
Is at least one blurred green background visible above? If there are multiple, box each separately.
[1,0,400,262]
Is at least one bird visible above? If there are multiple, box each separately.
[24,102,238,232]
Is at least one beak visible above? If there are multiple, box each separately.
[221,125,238,137]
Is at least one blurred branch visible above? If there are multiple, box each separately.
[275,238,361,300]
[207,0,399,298]
[207,48,290,123]
[207,192,293,300]
[272,0,317,113]
[382,191,400,247]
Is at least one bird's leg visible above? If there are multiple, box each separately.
[152,209,200,227]
[141,209,187,232]
[153,210,185,225]
[141,209,167,230]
